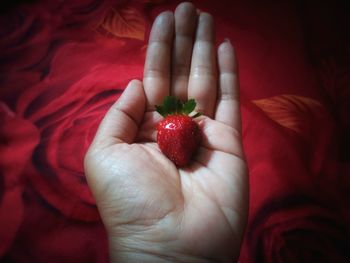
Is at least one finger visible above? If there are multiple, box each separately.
[198,117,244,159]
[215,39,241,132]
[93,80,146,147]
[171,2,197,101]
[143,11,174,110]
[188,12,217,117]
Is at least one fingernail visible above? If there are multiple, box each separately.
[224,38,232,44]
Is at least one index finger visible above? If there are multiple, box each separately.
[143,12,174,110]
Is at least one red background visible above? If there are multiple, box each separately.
[1,0,350,262]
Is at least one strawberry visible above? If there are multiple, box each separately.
[156,96,202,167]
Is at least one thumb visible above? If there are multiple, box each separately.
[92,79,146,148]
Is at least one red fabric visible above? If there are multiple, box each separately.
[1,0,350,262]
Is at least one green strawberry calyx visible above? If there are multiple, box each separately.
[155,96,202,118]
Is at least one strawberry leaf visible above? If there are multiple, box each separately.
[182,99,196,115]
[192,112,202,118]
[156,96,200,117]
[163,96,177,115]
[176,98,183,114]
[155,105,165,116]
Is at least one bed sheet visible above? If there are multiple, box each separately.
[1,0,350,262]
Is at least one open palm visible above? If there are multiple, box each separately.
[84,2,248,262]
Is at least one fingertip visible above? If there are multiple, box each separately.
[199,12,213,21]
[218,38,234,54]
[149,11,174,42]
[218,38,237,73]
[128,79,143,88]
[174,1,197,33]
[121,79,145,105]
[155,11,174,25]
[175,2,196,14]
[196,12,215,42]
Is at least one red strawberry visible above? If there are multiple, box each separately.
[156,96,202,167]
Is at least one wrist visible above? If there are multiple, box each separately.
[108,235,216,263]
[109,235,168,263]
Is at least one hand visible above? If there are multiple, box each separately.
[84,2,248,262]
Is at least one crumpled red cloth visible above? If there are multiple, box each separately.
[1,0,349,262]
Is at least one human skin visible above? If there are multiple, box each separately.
[84,2,248,262]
